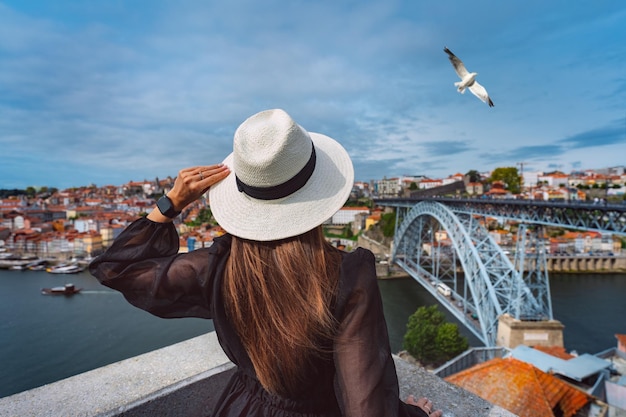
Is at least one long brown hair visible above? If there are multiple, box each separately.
[222,226,341,396]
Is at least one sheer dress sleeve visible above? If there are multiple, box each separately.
[88,217,230,319]
[333,248,428,417]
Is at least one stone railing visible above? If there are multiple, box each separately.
[0,332,516,417]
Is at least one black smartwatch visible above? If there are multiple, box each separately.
[156,195,181,218]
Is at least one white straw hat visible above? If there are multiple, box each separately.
[209,109,354,241]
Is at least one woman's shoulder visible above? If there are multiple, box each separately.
[334,247,381,318]
[342,246,376,266]
[207,233,232,253]
[339,247,377,286]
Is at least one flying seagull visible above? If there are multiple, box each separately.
[444,47,494,107]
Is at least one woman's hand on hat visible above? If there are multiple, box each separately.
[406,395,443,417]
[168,164,230,211]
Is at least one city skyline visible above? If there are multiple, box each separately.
[1,1,625,189]
[2,162,622,193]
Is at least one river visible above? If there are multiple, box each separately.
[0,268,624,398]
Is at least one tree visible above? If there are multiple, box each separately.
[434,323,469,362]
[185,207,215,226]
[465,169,481,183]
[409,182,418,190]
[488,167,521,194]
[381,212,396,237]
[403,305,469,366]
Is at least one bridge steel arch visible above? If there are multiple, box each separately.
[392,201,552,347]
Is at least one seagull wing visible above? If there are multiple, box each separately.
[468,81,494,107]
[444,47,469,78]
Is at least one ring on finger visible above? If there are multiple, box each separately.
[199,171,204,180]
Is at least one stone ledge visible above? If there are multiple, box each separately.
[0,332,230,417]
[0,332,517,417]
[394,357,516,417]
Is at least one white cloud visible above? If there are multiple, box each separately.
[0,1,625,188]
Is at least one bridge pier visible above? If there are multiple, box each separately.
[496,313,564,349]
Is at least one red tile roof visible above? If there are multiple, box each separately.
[339,206,370,211]
[445,357,590,417]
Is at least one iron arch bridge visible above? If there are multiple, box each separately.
[375,197,626,347]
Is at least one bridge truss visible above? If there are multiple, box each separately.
[392,197,626,235]
[391,201,553,347]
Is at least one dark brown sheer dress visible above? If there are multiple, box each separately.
[89,218,428,417]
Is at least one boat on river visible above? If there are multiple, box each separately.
[0,255,41,270]
[10,260,48,271]
[41,283,82,296]
[46,264,84,274]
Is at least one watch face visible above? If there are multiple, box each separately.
[158,196,178,218]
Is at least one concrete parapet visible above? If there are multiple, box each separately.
[0,332,517,417]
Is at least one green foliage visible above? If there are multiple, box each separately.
[185,207,214,226]
[0,189,24,198]
[488,167,521,194]
[0,186,59,198]
[548,228,565,238]
[435,323,469,360]
[344,198,373,208]
[323,230,358,241]
[381,212,396,237]
[465,169,481,183]
[409,182,418,190]
[403,305,469,366]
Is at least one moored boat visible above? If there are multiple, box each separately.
[41,283,82,296]
[12,260,48,271]
[0,255,41,270]
[46,264,84,274]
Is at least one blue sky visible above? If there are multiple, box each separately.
[1,1,625,189]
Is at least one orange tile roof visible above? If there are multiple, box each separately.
[532,346,575,360]
[561,231,601,240]
[445,357,590,417]
[486,188,508,194]
[616,334,626,349]
[547,173,569,178]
